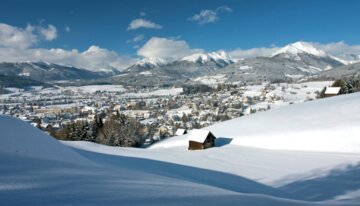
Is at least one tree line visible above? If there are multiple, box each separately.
[317,77,360,98]
[53,112,151,147]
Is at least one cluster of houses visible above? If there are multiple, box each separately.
[0,83,342,147]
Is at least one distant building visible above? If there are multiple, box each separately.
[324,87,341,97]
[175,128,187,136]
[187,129,216,150]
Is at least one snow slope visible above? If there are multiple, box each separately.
[0,116,330,206]
[0,116,92,165]
[1,93,360,205]
[153,92,360,153]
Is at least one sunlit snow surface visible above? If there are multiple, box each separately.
[1,93,360,205]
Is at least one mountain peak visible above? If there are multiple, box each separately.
[272,41,327,57]
[135,57,167,68]
[182,51,233,65]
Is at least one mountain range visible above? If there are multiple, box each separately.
[112,41,352,85]
[0,61,117,82]
[0,41,359,86]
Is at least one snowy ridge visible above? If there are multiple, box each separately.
[182,50,234,65]
[272,41,327,57]
[135,57,167,68]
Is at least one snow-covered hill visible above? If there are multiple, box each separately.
[1,93,360,205]
[0,116,92,165]
[153,92,360,153]
[0,116,321,206]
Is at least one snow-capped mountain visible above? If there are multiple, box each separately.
[124,57,168,73]
[134,57,168,68]
[114,51,235,86]
[201,42,345,84]
[272,41,327,58]
[270,41,345,73]
[182,51,234,66]
[271,41,345,69]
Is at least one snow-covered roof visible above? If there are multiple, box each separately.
[187,129,214,143]
[175,128,187,136]
[325,87,341,94]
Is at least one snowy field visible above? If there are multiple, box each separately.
[122,87,183,98]
[0,85,183,99]
[65,85,127,93]
[1,93,360,205]
[245,81,333,101]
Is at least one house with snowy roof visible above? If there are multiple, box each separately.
[175,128,187,136]
[187,129,216,150]
[324,87,341,97]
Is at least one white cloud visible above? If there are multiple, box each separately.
[140,11,146,17]
[0,23,37,49]
[189,10,218,24]
[229,47,279,59]
[189,6,232,24]
[127,18,162,30]
[39,24,57,41]
[311,41,360,60]
[65,25,70,32]
[0,23,135,71]
[137,37,203,59]
[0,46,136,71]
[0,23,58,49]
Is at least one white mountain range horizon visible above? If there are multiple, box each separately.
[133,41,356,69]
[1,40,360,72]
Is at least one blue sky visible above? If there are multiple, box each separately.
[1,0,360,70]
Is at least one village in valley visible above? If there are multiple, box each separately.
[0,80,336,147]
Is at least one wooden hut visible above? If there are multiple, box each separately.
[187,129,216,150]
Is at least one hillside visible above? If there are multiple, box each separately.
[315,62,360,79]
[0,74,46,91]
[0,62,113,82]
[1,93,360,205]
[0,115,321,206]
[152,92,360,153]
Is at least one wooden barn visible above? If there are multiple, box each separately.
[324,87,341,97]
[175,128,187,136]
[187,129,216,150]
